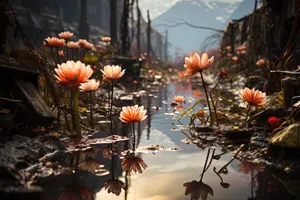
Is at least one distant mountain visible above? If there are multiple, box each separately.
[152,0,255,57]
[229,0,256,20]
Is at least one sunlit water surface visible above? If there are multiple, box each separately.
[42,82,296,200]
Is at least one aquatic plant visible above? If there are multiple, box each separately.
[101,65,125,137]
[54,60,93,137]
[79,79,100,128]
[256,58,265,67]
[43,37,65,48]
[102,36,111,43]
[121,154,148,173]
[238,160,264,174]
[232,56,239,63]
[173,95,185,104]
[67,41,80,49]
[183,181,214,200]
[101,65,125,80]
[240,87,266,122]
[120,105,147,153]
[104,179,126,196]
[184,52,214,123]
[58,31,73,40]
[120,105,147,124]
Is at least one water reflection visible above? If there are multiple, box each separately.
[39,83,298,200]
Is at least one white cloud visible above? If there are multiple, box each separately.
[215,16,225,22]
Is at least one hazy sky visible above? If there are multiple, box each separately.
[139,0,243,19]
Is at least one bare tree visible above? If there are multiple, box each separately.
[110,0,117,45]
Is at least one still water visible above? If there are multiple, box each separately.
[43,82,297,200]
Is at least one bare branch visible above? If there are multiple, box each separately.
[154,21,224,33]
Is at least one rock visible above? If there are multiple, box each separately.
[0,187,42,200]
[269,123,300,148]
[282,76,300,109]
[0,135,64,170]
[247,75,266,91]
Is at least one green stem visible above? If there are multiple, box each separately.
[89,91,94,129]
[73,89,81,137]
[110,80,114,135]
[132,122,136,153]
[209,78,221,126]
[111,148,115,178]
[200,148,211,182]
[209,92,219,127]
[243,105,252,124]
[200,70,212,125]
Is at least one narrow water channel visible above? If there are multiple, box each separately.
[42,82,296,200]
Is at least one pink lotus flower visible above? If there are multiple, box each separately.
[256,59,265,67]
[232,56,239,63]
[173,95,185,104]
[184,52,214,76]
[82,42,94,50]
[58,50,64,57]
[101,36,111,43]
[226,46,232,52]
[240,87,266,107]
[78,39,88,46]
[79,79,100,91]
[101,65,125,80]
[43,37,65,47]
[104,179,125,196]
[236,45,247,51]
[67,41,80,49]
[121,155,147,173]
[120,105,147,123]
[58,31,73,39]
[240,50,247,55]
[54,60,93,87]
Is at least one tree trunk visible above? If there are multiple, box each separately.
[136,0,141,55]
[0,0,8,55]
[120,0,129,56]
[79,0,89,40]
[146,10,151,62]
[110,0,117,45]
[165,30,168,62]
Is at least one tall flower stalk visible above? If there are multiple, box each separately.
[199,70,212,122]
[110,80,114,135]
[79,79,100,129]
[54,60,93,137]
[183,52,214,125]
[120,105,147,152]
[101,65,126,135]
[72,89,80,137]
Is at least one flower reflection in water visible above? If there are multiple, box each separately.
[102,145,113,159]
[59,185,94,200]
[78,158,101,173]
[183,181,214,200]
[104,179,126,196]
[183,148,215,200]
[122,153,148,173]
[238,160,264,174]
